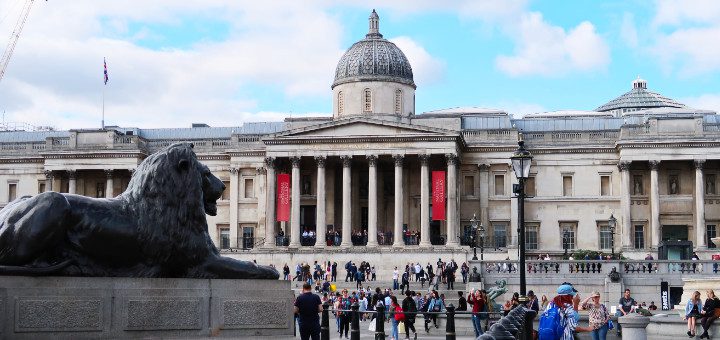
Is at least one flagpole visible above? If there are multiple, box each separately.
[102,83,105,129]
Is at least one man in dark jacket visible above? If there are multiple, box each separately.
[402,291,418,340]
[456,291,468,311]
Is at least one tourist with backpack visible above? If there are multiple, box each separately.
[402,291,418,340]
[425,291,444,332]
[390,296,404,340]
[539,284,587,340]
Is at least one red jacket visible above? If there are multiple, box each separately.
[468,294,485,314]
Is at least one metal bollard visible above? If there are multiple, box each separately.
[321,302,330,340]
[375,302,386,340]
[523,309,537,340]
[445,303,456,340]
[351,302,360,340]
[488,323,515,340]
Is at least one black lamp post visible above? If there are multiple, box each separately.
[471,214,479,261]
[608,214,617,259]
[511,138,533,301]
[479,220,486,261]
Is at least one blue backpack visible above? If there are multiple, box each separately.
[538,303,564,340]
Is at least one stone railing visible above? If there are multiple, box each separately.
[521,130,619,144]
[477,259,720,277]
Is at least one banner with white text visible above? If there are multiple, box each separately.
[432,170,446,220]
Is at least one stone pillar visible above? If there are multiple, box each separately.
[618,315,649,340]
[618,161,632,249]
[649,161,660,249]
[315,156,326,248]
[104,169,114,198]
[367,155,379,247]
[264,157,276,248]
[478,164,490,238]
[289,156,301,248]
[44,170,53,192]
[67,170,77,194]
[341,156,352,247]
[393,154,404,247]
[256,166,267,247]
[229,167,239,248]
[695,160,706,249]
[419,154,431,247]
[446,154,459,247]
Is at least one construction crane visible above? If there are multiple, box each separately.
[0,0,42,83]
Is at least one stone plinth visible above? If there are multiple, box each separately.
[618,315,649,340]
[0,276,293,339]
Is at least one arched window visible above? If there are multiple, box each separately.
[394,89,402,114]
[363,88,372,113]
[337,91,344,115]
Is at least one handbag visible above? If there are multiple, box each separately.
[398,321,405,333]
[713,308,720,318]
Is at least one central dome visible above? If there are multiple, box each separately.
[332,10,415,89]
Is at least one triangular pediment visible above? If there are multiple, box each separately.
[270,116,456,139]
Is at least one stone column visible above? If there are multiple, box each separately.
[44,170,53,192]
[67,170,77,194]
[256,166,267,247]
[419,154,431,247]
[264,157,276,248]
[315,156,327,248]
[618,161,632,249]
[229,167,239,248]
[367,155,379,247]
[478,164,490,236]
[618,315,650,340]
[446,154,459,247]
[695,160,706,249]
[341,156,352,247]
[104,169,114,198]
[289,156,301,248]
[393,154,404,247]
[649,160,660,249]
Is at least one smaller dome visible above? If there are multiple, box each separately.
[595,77,685,112]
[332,10,415,89]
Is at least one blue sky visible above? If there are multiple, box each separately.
[0,0,718,129]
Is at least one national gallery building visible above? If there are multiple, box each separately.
[1,11,719,267]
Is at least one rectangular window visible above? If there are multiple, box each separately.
[634,225,645,249]
[95,182,104,198]
[219,228,230,249]
[707,174,716,195]
[242,226,255,249]
[599,225,613,250]
[560,222,576,250]
[633,175,644,195]
[38,181,46,193]
[707,225,717,249]
[562,176,573,196]
[525,225,538,250]
[493,223,507,248]
[525,176,536,197]
[244,178,255,198]
[8,183,17,202]
[464,175,475,196]
[494,174,505,196]
[600,175,610,196]
[221,181,230,200]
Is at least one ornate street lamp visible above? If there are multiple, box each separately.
[608,214,617,259]
[479,220,486,261]
[511,137,533,301]
[471,214,479,261]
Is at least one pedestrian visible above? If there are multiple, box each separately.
[526,290,539,313]
[685,291,703,338]
[283,263,290,280]
[615,288,635,337]
[331,262,337,282]
[457,291,467,311]
[425,291,444,332]
[393,267,400,290]
[546,284,581,340]
[468,289,485,337]
[390,295,404,340]
[337,289,351,338]
[580,291,610,340]
[402,291,418,340]
[294,283,322,340]
[699,289,720,339]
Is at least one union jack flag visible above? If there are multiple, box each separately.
[104,58,109,85]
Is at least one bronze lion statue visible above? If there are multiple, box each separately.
[0,143,278,279]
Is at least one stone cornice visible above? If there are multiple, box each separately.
[0,157,44,164]
[40,152,147,159]
[227,150,265,157]
[264,135,462,145]
[197,154,230,161]
[617,141,720,148]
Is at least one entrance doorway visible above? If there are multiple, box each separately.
[300,205,316,246]
[662,225,688,242]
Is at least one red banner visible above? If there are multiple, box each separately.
[276,173,290,222]
[432,171,446,220]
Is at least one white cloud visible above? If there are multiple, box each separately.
[653,0,720,26]
[682,93,720,113]
[495,12,610,77]
[390,37,445,86]
[620,12,638,48]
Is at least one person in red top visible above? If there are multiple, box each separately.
[468,289,485,337]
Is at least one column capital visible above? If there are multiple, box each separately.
[695,159,706,170]
[478,164,490,171]
[44,170,53,179]
[314,155,327,168]
[445,154,458,165]
[256,166,266,175]
[229,167,239,175]
[104,169,114,179]
[617,161,631,172]
[290,156,301,168]
[264,156,276,169]
[392,154,404,167]
[67,170,77,180]
[341,155,352,168]
[649,160,660,171]
[366,155,378,167]
[419,154,430,166]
